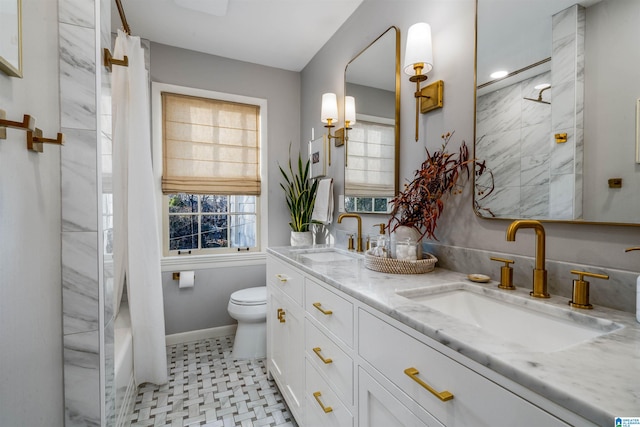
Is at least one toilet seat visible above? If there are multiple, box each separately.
[230,286,266,306]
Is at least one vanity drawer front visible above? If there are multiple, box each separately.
[305,318,354,405]
[358,309,567,427]
[305,358,353,427]
[267,256,303,305]
[305,277,354,347]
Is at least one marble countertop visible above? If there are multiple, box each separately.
[267,245,640,426]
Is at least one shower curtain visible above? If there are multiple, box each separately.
[112,29,168,386]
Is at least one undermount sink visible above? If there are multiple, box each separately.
[396,283,623,353]
[291,247,363,263]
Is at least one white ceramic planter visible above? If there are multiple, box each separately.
[290,231,313,247]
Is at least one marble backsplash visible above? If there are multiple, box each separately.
[424,242,638,314]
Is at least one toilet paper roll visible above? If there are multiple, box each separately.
[179,271,195,289]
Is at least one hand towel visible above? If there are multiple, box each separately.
[312,178,334,224]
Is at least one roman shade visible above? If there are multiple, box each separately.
[161,92,261,195]
[345,120,395,196]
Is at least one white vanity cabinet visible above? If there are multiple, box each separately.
[266,253,588,427]
[266,256,305,421]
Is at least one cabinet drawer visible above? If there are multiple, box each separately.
[305,359,353,427]
[358,309,567,427]
[305,318,354,405]
[267,256,303,305]
[305,277,354,347]
[359,367,443,427]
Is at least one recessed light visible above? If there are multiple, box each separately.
[534,83,551,90]
[490,70,509,79]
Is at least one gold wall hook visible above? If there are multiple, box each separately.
[103,48,129,72]
[555,133,568,143]
[27,128,64,153]
[0,109,36,139]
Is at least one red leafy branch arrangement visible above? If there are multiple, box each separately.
[388,132,472,241]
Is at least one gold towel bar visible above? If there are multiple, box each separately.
[103,48,129,72]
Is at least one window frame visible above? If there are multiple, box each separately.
[152,82,268,261]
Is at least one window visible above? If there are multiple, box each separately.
[153,84,267,257]
[168,194,256,252]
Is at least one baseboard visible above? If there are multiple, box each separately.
[165,324,237,346]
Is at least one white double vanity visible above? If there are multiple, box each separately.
[266,246,639,427]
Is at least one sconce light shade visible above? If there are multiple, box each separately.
[321,92,338,124]
[345,96,356,125]
[403,23,433,76]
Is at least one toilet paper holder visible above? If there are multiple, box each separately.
[173,272,195,280]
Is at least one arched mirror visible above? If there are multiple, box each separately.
[474,0,640,225]
[344,26,400,214]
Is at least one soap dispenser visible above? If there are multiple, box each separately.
[624,247,640,322]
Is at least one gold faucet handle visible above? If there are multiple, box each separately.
[568,269,609,309]
[490,257,515,290]
[625,247,640,252]
[347,234,355,251]
[374,223,386,234]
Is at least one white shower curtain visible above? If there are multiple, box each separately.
[112,29,168,386]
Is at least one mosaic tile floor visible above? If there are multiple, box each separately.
[127,336,298,427]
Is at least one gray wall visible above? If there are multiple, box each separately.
[302,0,640,278]
[150,42,301,334]
[0,0,64,425]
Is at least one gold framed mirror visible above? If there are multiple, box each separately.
[344,26,400,214]
[474,0,640,226]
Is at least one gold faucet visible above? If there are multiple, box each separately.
[505,220,550,298]
[337,213,363,252]
[625,247,640,252]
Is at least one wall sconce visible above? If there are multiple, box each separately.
[342,96,356,167]
[321,92,339,165]
[404,22,444,142]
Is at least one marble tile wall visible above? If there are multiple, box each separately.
[550,5,585,219]
[59,0,112,425]
[475,71,552,218]
[424,242,638,314]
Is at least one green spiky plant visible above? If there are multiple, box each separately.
[279,146,320,232]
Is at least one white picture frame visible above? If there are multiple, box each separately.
[309,135,326,178]
[0,0,22,78]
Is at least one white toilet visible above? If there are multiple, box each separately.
[227,286,267,359]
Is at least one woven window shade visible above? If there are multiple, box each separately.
[345,120,395,197]
[162,92,260,195]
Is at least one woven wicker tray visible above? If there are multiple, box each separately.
[364,251,437,274]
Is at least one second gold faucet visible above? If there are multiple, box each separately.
[337,213,363,252]
[506,220,550,298]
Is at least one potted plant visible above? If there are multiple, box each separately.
[279,146,319,246]
[388,132,473,246]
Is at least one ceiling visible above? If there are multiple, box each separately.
[111,0,364,72]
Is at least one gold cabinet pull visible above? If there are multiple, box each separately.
[275,274,289,283]
[277,308,285,323]
[404,367,454,402]
[312,347,333,364]
[312,391,333,413]
[313,302,333,316]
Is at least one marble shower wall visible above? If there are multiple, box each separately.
[550,4,585,219]
[475,71,552,218]
[59,0,113,425]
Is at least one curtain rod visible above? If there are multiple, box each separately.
[115,0,131,35]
